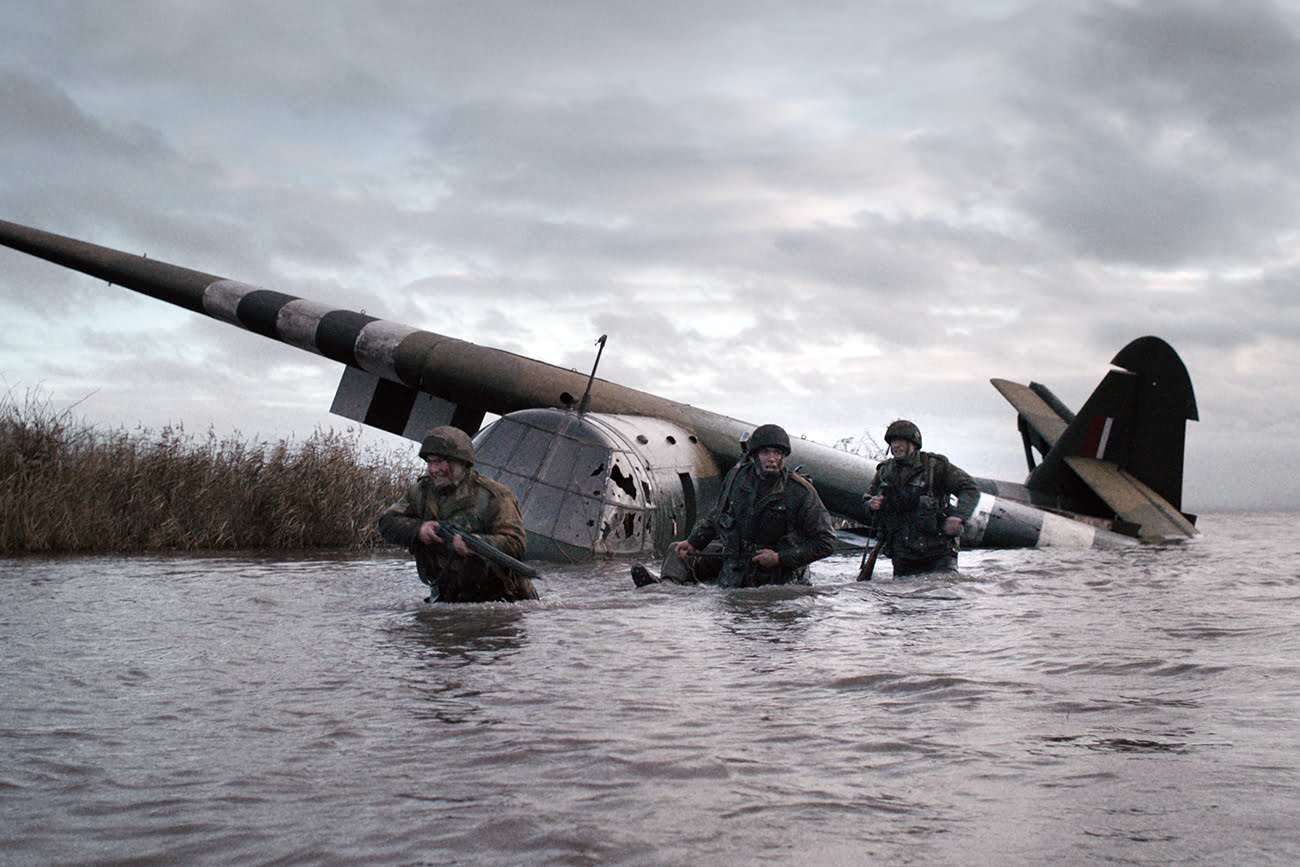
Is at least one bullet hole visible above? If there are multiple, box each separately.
[609,463,638,499]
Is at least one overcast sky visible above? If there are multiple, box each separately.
[2,1,1297,511]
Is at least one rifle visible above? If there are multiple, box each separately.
[857,481,890,582]
[431,521,540,581]
[856,534,885,582]
[686,542,765,587]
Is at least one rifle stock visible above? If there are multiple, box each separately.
[857,535,885,582]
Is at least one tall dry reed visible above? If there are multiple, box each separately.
[0,390,420,553]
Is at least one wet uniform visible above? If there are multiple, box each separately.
[378,469,537,603]
[666,459,836,587]
[867,451,979,576]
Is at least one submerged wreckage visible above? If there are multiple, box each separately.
[0,219,1197,561]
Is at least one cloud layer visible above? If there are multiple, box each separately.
[3,1,1298,509]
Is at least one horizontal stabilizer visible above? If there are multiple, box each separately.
[991,378,1069,451]
[330,366,484,441]
[1064,456,1197,542]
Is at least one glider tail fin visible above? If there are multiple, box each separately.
[1026,337,1198,537]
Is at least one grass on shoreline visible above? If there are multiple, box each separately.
[0,391,419,554]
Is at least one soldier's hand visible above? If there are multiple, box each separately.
[751,548,780,569]
[674,540,696,561]
[943,516,964,537]
[868,495,884,511]
[450,533,471,557]
[417,520,441,546]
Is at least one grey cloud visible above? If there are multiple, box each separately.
[0,1,1295,509]
[997,1,1300,266]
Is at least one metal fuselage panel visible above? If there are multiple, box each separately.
[963,492,1135,550]
[472,409,721,561]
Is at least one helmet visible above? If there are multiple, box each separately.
[419,425,475,465]
[747,423,791,455]
[884,419,922,449]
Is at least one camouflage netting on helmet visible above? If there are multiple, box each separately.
[419,426,475,465]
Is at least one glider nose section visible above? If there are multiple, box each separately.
[473,409,720,561]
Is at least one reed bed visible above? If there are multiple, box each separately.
[0,391,420,554]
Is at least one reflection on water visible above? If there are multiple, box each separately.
[0,513,1298,864]
[403,605,529,661]
[714,586,820,645]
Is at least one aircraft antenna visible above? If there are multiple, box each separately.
[576,334,608,417]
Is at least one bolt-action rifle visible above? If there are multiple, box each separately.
[686,541,766,587]
[431,522,541,582]
[856,534,885,582]
[857,482,890,582]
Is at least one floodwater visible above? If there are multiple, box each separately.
[1,511,1297,865]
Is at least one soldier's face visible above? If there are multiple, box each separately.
[754,446,786,476]
[426,456,469,490]
[889,439,916,459]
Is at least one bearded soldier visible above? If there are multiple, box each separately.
[866,419,979,577]
[633,423,836,587]
[378,426,538,603]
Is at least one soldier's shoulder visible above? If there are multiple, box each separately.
[787,470,818,494]
[923,452,974,480]
[473,471,520,501]
[386,475,432,512]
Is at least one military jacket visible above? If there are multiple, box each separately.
[866,451,979,561]
[687,461,836,587]
[378,469,536,603]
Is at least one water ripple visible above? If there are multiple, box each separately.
[0,513,1297,864]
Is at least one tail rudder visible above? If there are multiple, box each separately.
[1029,336,1197,512]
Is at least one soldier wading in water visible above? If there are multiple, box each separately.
[379,426,538,603]
[865,419,979,577]
[633,423,836,588]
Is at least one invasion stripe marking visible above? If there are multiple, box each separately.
[964,492,996,542]
[354,320,421,379]
[203,279,262,325]
[317,309,378,368]
[206,280,403,372]
[1037,511,1098,547]
[236,290,298,338]
[277,298,336,354]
